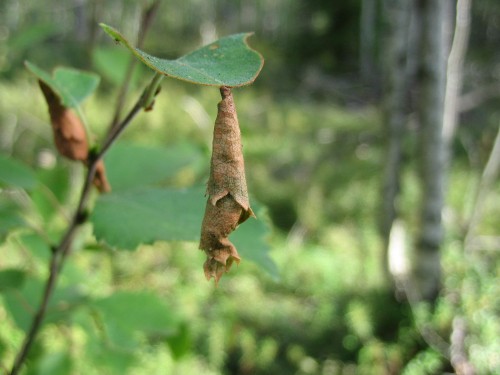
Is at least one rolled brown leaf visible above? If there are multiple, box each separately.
[93,160,112,193]
[199,86,255,284]
[38,80,111,193]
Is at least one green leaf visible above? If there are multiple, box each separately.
[2,277,45,331]
[232,205,279,280]
[27,352,72,375]
[2,278,88,331]
[25,61,100,107]
[104,141,203,191]
[92,291,179,349]
[8,23,59,51]
[91,187,202,248]
[31,166,71,222]
[92,46,145,86]
[90,186,279,278]
[100,24,264,87]
[0,195,26,242]
[0,269,27,292]
[0,154,37,189]
[166,322,192,359]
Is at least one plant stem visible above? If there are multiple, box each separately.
[8,85,153,375]
[107,0,161,135]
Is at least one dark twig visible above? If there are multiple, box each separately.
[8,78,160,375]
[107,0,161,135]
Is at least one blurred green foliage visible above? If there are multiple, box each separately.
[1,0,499,374]
[2,71,498,373]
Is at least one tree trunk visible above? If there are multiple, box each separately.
[413,0,446,301]
[443,0,472,168]
[360,0,378,84]
[380,0,412,286]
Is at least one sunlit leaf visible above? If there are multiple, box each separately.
[25,61,100,108]
[100,24,264,87]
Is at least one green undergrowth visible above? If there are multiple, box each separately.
[1,78,499,374]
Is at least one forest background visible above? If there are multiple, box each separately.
[0,0,499,374]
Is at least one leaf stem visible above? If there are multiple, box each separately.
[8,84,150,375]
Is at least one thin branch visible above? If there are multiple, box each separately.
[7,85,153,375]
[458,82,500,112]
[450,316,476,375]
[107,0,161,135]
[464,124,500,250]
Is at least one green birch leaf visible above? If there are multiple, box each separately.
[25,61,100,107]
[100,24,264,87]
[0,194,27,242]
[91,187,202,248]
[103,141,203,191]
[0,154,37,189]
[0,269,27,292]
[92,291,179,350]
[90,186,279,279]
[29,352,72,375]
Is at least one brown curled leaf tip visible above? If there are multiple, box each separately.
[38,80,111,193]
[199,86,255,284]
[93,160,112,193]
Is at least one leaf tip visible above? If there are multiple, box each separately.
[99,23,124,44]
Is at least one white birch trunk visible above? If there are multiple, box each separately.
[413,0,446,301]
[380,0,412,284]
[443,0,472,167]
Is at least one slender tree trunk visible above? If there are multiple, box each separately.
[413,0,446,301]
[360,0,377,84]
[443,0,472,168]
[380,0,412,286]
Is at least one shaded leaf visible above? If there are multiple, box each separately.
[0,269,27,292]
[2,278,88,331]
[92,46,144,86]
[0,195,26,242]
[27,352,72,375]
[232,205,279,281]
[0,154,37,189]
[104,141,203,191]
[31,166,71,222]
[166,322,192,359]
[8,23,59,51]
[25,61,100,108]
[100,24,263,87]
[91,187,202,249]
